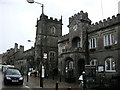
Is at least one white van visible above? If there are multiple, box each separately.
[2,65,14,73]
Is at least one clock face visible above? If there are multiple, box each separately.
[73,24,78,31]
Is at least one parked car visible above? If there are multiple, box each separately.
[3,67,24,85]
[29,70,38,77]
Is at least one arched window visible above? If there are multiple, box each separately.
[90,59,97,66]
[105,58,116,72]
[50,26,56,34]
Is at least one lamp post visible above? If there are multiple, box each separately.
[27,0,44,14]
[27,0,44,87]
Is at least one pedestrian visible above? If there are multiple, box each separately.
[78,74,83,87]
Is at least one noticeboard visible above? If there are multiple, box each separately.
[98,65,104,73]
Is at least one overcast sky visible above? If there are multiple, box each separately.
[0,0,119,54]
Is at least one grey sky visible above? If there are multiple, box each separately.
[0,0,119,54]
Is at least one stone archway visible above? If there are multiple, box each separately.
[65,57,75,83]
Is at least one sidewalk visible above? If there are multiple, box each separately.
[24,76,83,89]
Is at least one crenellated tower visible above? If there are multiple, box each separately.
[68,11,91,50]
[35,13,62,74]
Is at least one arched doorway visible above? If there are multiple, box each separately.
[65,57,75,83]
[78,59,85,76]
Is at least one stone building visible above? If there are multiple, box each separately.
[2,43,27,74]
[34,13,62,76]
[2,43,25,65]
[2,9,120,86]
[58,11,120,84]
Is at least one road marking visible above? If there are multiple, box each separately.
[24,86,30,88]
[23,83,32,90]
[24,85,33,90]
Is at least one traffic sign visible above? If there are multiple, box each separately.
[43,53,47,59]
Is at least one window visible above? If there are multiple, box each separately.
[90,59,97,66]
[72,37,81,48]
[104,34,114,46]
[89,38,97,49]
[51,26,56,34]
[68,61,73,69]
[49,51,56,62]
[77,40,80,47]
[105,58,116,72]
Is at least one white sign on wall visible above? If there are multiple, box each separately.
[98,65,104,72]
[43,53,47,59]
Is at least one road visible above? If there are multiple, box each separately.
[0,70,86,90]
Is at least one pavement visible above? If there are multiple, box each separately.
[24,75,84,89]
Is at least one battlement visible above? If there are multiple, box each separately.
[89,14,120,32]
[48,17,62,23]
[69,11,91,24]
[40,14,62,23]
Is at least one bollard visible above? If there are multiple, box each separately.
[59,75,61,82]
[27,72,29,82]
[68,87,71,90]
[55,81,58,90]
[40,77,43,87]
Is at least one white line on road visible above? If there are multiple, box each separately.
[24,85,30,88]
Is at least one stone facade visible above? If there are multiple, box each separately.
[2,43,34,74]
[58,11,120,83]
[34,13,62,76]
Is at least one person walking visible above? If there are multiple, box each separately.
[78,74,83,87]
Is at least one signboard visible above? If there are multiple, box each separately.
[98,65,104,72]
[85,65,96,77]
[43,53,47,59]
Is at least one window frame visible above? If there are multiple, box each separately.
[89,37,97,49]
[103,33,114,46]
[105,58,116,72]
[90,59,97,66]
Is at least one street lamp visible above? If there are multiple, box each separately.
[27,0,44,87]
[27,0,44,14]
